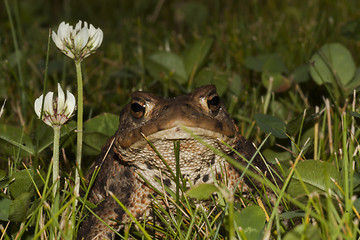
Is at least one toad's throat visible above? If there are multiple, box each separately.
[114,126,237,172]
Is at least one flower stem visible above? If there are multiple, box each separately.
[52,125,61,218]
[72,60,83,238]
[74,60,83,201]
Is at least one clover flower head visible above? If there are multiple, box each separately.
[52,20,103,61]
[34,84,76,127]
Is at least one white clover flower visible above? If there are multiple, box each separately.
[34,83,76,127]
[52,20,103,61]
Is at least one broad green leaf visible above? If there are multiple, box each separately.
[262,54,287,74]
[212,72,228,96]
[146,51,188,84]
[244,53,285,73]
[344,68,360,95]
[0,169,8,189]
[244,54,272,72]
[83,113,118,155]
[350,110,360,126]
[287,160,342,198]
[186,183,220,200]
[341,19,360,40]
[9,192,31,222]
[255,113,287,139]
[353,198,360,213]
[234,205,266,240]
[84,113,118,136]
[184,37,213,76]
[292,64,310,83]
[352,173,360,193]
[0,124,35,155]
[193,69,228,96]
[310,43,355,86]
[228,73,242,96]
[281,210,305,220]
[262,148,292,164]
[261,54,289,92]
[0,169,5,181]
[261,72,290,93]
[286,109,319,137]
[9,169,43,199]
[298,127,314,155]
[0,196,11,221]
[194,68,214,87]
[283,224,321,240]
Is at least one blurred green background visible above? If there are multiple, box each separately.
[1,0,360,162]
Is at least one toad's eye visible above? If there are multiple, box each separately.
[130,100,146,119]
[207,93,220,113]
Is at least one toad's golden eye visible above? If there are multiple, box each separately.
[207,92,220,113]
[130,100,146,119]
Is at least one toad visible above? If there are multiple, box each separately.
[77,85,276,239]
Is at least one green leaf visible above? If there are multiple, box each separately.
[261,72,290,93]
[0,124,35,155]
[262,148,292,164]
[287,160,342,198]
[228,73,242,96]
[262,54,287,74]
[344,68,360,95]
[85,113,118,136]
[341,19,360,40]
[146,51,188,84]
[0,169,8,189]
[292,64,310,83]
[298,127,314,155]
[310,43,356,86]
[281,210,305,220]
[254,113,287,139]
[83,113,118,155]
[9,192,31,222]
[212,72,228,96]
[244,54,271,72]
[9,169,43,199]
[283,224,321,240]
[0,169,6,181]
[350,111,360,126]
[260,54,289,92]
[352,173,360,193]
[184,37,213,76]
[234,205,266,240]
[350,111,360,118]
[353,198,360,213]
[193,69,228,96]
[194,68,214,87]
[186,183,220,200]
[0,196,11,221]
[244,53,286,73]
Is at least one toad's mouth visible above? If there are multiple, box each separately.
[129,125,234,149]
[114,125,237,174]
[116,124,237,150]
